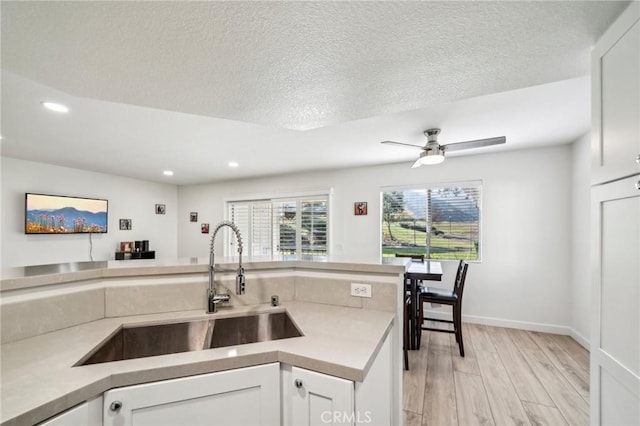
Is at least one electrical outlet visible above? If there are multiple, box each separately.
[351,283,372,298]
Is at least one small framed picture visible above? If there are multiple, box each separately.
[201,223,210,234]
[119,241,133,253]
[119,219,132,230]
[354,202,368,216]
[155,204,166,215]
[190,212,198,222]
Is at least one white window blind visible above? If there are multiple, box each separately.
[273,201,297,256]
[227,195,328,259]
[251,202,272,257]
[228,202,249,256]
[301,200,327,255]
[381,182,481,261]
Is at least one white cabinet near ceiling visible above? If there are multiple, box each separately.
[590,3,640,426]
[591,1,640,185]
[103,363,280,426]
[39,396,102,426]
[591,175,640,426]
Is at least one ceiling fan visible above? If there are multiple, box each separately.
[381,128,506,167]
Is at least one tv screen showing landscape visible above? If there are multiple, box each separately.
[25,193,108,234]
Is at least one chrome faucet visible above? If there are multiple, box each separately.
[207,221,245,313]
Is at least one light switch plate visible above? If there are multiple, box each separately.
[351,283,372,298]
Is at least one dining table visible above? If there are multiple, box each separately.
[406,260,443,350]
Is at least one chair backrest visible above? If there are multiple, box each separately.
[453,260,469,299]
[453,259,464,284]
[395,253,425,262]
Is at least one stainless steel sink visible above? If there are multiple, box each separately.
[76,312,302,365]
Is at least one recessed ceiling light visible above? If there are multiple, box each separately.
[41,101,69,113]
[163,170,174,176]
[228,161,239,168]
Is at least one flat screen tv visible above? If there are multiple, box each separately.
[25,193,108,234]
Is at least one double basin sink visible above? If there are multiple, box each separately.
[76,311,302,366]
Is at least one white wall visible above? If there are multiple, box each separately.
[570,133,591,347]
[178,145,573,332]
[2,145,581,333]
[1,157,178,267]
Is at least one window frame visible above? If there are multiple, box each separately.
[380,180,483,262]
[224,189,331,259]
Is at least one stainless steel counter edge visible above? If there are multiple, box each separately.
[0,302,395,426]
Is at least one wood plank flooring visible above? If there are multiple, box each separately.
[403,323,590,426]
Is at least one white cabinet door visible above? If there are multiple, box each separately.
[591,1,640,185]
[39,397,102,426]
[103,363,279,426]
[591,175,640,426]
[286,366,354,426]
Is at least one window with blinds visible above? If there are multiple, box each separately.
[227,196,328,259]
[381,182,481,261]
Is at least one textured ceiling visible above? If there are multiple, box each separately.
[0,1,631,184]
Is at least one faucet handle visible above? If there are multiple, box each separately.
[208,292,230,313]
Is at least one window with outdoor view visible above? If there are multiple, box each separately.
[227,196,328,259]
[381,182,481,261]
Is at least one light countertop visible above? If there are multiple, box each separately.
[0,257,410,291]
[0,301,394,425]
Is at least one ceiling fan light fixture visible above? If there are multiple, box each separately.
[381,127,505,168]
[41,101,69,113]
[419,147,445,165]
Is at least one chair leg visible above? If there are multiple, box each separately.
[404,326,409,370]
[417,299,424,350]
[416,300,422,350]
[403,323,408,370]
[403,298,410,370]
[455,303,464,357]
[404,347,409,371]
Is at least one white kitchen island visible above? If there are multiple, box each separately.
[0,258,407,425]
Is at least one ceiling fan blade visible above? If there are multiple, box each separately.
[442,136,506,152]
[411,158,422,168]
[381,140,424,150]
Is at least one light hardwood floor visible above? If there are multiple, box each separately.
[403,323,590,426]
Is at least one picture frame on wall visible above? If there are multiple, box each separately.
[190,212,198,222]
[201,223,210,234]
[119,219,132,230]
[155,204,166,215]
[354,202,368,216]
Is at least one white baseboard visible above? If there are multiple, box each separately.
[423,308,591,349]
[568,328,590,350]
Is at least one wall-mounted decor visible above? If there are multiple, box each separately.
[155,204,166,215]
[354,202,368,216]
[119,241,133,253]
[201,223,210,234]
[119,219,132,230]
[25,193,108,234]
[190,212,198,222]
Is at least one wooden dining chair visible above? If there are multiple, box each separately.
[418,260,469,357]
